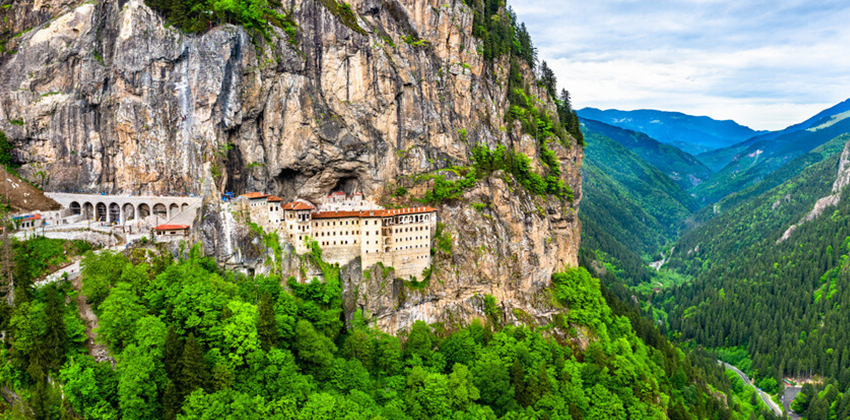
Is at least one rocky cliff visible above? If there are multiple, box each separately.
[0,0,583,332]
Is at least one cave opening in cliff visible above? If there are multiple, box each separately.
[331,176,361,196]
[274,167,306,200]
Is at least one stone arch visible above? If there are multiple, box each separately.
[122,203,135,221]
[108,203,120,223]
[153,203,167,219]
[169,203,180,219]
[181,203,188,212]
[69,201,81,215]
[138,203,151,219]
[83,202,94,219]
[95,202,107,222]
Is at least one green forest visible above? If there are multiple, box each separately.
[576,88,850,420]
[0,236,776,420]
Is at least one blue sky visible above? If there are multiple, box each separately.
[512,0,850,130]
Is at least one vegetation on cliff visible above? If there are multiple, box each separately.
[144,0,296,41]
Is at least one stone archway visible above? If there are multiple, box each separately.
[138,203,151,220]
[181,203,189,212]
[153,203,167,219]
[83,202,94,219]
[122,203,135,221]
[108,203,120,223]
[69,201,81,215]
[95,203,107,222]
[169,203,180,219]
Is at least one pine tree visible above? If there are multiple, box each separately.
[181,334,210,393]
[510,359,529,407]
[539,61,557,99]
[163,326,183,382]
[257,292,279,351]
[162,380,180,420]
[43,288,67,371]
[536,364,551,397]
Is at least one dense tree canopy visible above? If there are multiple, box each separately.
[0,239,766,419]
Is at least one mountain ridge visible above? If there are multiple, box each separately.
[580,117,713,188]
[576,107,767,155]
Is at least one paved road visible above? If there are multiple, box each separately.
[720,362,783,417]
[782,386,802,420]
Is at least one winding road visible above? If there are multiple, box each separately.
[720,362,783,417]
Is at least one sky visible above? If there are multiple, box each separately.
[511,0,850,131]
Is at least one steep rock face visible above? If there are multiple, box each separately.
[1,0,583,331]
[780,139,850,243]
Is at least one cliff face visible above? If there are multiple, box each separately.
[1,0,583,331]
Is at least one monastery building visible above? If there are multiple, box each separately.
[237,192,437,279]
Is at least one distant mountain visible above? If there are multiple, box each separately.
[580,118,713,188]
[579,125,698,284]
[576,108,767,156]
[697,98,850,171]
[692,100,850,204]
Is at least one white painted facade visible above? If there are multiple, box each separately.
[242,192,437,279]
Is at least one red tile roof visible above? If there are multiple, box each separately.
[241,192,268,199]
[154,224,190,231]
[267,196,283,202]
[329,191,347,196]
[312,206,437,219]
[312,211,363,219]
[282,201,315,211]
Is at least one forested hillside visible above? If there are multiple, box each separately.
[692,113,850,204]
[578,122,699,287]
[0,236,770,420]
[578,98,850,420]
[580,119,712,189]
[658,135,850,410]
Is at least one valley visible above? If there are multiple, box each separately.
[579,98,850,420]
[0,0,848,419]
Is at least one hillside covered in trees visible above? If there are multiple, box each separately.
[0,236,778,420]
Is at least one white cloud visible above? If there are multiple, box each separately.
[512,0,850,130]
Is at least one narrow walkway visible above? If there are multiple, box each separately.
[35,246,121,364]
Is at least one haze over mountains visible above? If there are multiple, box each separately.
[580,98,850,204]
[577,107,768,156]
